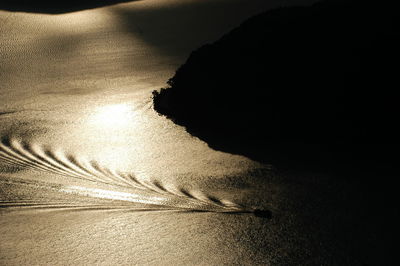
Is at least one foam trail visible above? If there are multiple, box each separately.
[0,136,251,213]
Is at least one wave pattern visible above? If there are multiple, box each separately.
[0,136,251,214]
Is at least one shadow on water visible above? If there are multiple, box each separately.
[112,0,317,58]
[0,0,140,14]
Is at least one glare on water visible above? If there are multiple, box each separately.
[88,104,135,129]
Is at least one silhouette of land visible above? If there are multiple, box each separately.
[153,0,399,172]
[0,0,137,14]
[153,4,399,261]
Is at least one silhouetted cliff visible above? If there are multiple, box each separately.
[153,0,399,171]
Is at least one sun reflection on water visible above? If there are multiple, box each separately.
[60,185,165,205]
[89,104,135,129]
[78,103,139,170]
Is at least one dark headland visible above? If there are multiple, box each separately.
[153,0,399,173]
[153,2,399,262]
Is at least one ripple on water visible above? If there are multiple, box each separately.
[0,135,263,215]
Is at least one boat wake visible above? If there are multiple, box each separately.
[0,136,252,214]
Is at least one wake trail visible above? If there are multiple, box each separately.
[0,136,254,214]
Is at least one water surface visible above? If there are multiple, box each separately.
[1,1,336,265]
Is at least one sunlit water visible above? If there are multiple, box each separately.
[1,0,317,265]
